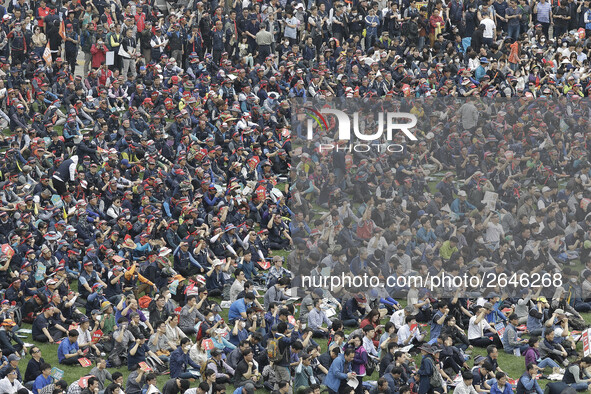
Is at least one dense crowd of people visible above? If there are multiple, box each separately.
[0,0,589,393]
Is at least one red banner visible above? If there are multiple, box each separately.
[78,358,92,367]
[202,339,214,350]
[1,244,14,259]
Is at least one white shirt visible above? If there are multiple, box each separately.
[150,35,169,53]
[0,377,29,394]
[390,310,406,329]
[397,324,423,345]
[362,336,379,357]
[454,381,478,394]
[367,235,388,256]
[480,18,496,38]
[468,316,492,340]
[77,327,92,346]
[407,288,419,314]
[485,222,504,243]
[229,279,245,302]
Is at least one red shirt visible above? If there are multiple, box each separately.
[135,13,146,32]
[37,6,50,27]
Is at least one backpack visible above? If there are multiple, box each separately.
[267,335,285,362]
[425,357,443,388]
[404,21,415,36]
[145,355,168,374]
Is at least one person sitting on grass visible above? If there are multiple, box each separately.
[57,330,83,366]
[206,349,234,384]
[323,348,356,394]
[82,377,100,394]
[442,315,471,351]
[0,366,28,394]
[161,377,190,394]
[539,330,569,367]
[471,361,493,394]
[397,315,425,348]
[523,336,560,371]
[501,314,529,354]
[439,334,469,375]
[32,363,51,394]
[77,316,101,357]
[169,338,200,380]
[453,370,478,394]
[125,366,148,394]
[468,305,501,348]
[0,319,23,357]
[516,363,543,394]
[24,347,44,387]
[205,259,229,298]
[38,379,67,394]
[526,298,548,337]
[234,348,263,389]
[562,357,591,392]
[22,294,47,325]
[490,372,513,394]
[32,306,66,344]
[89,357,112,392]
[128,336,165,372]
[341,293,367,328]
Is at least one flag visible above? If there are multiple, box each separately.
[42,42,52,65]
[59,20,65,41]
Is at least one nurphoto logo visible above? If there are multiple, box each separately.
[305,108,419,153]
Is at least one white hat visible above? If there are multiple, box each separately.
[542,186,551,193]
[458,190,467,197]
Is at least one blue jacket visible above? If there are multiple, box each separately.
[33,374,53,394]
[57,339,79,363]
[169,346,200,379]
[491,381,513,394]
[418,355,435,394]
[486,304,508,323]
[323,353,351,392]
[429,311,444,341]
[516,372,543,394]
[450,197,476,217]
